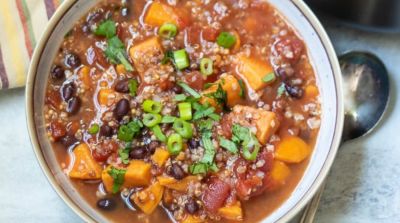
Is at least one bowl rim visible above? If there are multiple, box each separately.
[25,0,344,222]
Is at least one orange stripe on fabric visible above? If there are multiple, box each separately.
[15,0,34,58]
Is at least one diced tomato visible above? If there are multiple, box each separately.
[273,37,304,64]
[186,26,201,45]
[175,8,191,29]
[50,121,66,141]
[184,71,205,91]
[202,177,231,212]
[220,114,233,139]
[158,79,175,91]
[234,151,274,199]
[92,140,118,162]
[45,90,61,110]
[202,27,219,42]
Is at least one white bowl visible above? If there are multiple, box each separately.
[26,0,344,222]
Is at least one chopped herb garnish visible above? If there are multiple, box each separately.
[128,79,138,97]
[277,83,286,97]
[161,50,174,65]
[193,106,215,120]
[108,167,126,193]
[238,79,246,98]
[262,72,276,84]
[205,83,228,110]
[203,83,215,90]
[201,135,216,164]
[88,123,100,134]
[105,36,133,71]
[117,119,143,142]
[208,113,221,121]
[196,118,214,134]
[219,137,238,154]
[232,124,261,161]
[94,20,116,38]
[177,82,201,99]
[118,145,132,165]
[189,163,209,174]
[174,94,187,102]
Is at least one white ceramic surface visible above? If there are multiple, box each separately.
[25,0,343,222]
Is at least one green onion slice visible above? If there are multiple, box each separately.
[142,113,162,127]
[216,32,236,49]
[161,115,176,124]
[173,119,193,139]
[142,99,163,114]
[158,23,178,39]
[167,133,183,155]
[173,49,190,70]
[151,125,167,142]
[178,102,192,121]
[128,79,138,97]
[262,72,276,84]
[177,82,201,99]
[200,58,213,76]
[174,94,187,102]
[88,124,100,134]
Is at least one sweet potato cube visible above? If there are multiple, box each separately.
[101,166,115,193]
[69,144,102,180]
[201,74,241,108]
[157,176,199,192]
[218,201,243,221]
[97,89,116,106]
[275,136,310,163]
[78,66,92,88]
[151,148,170,167]
[144,2,179,27]
[270,160,291,186]
[181,215,204,223]
[124,160,152,187]
[132,181,164,214]
[237,55,274,91]
[232,105,280,144]
[129,37,163,77]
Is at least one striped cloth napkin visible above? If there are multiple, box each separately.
[0,0,63,89]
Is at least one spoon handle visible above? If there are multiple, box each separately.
[300,180,327,223]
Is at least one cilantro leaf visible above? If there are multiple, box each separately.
[219,137,238,154]
[128,79,138,97]
[204,83,228,110]
[232,124,261,161]
[118,144,132,165]
[105,36,133,71]
[108,167,126,193]
[201,135,215,164]
[94,20,116,38]
[238,79,246,98]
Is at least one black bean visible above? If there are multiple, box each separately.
[114,99,130,120]
[114,79,130,93]
[50,65,65,80]
[188,139,200,150]
[64,53,81,68]
[129,146,148,159]
[61,82,76,101]
[121,7,129,17]
[67,97,81,115]
[285,84,303,99]
[168,163,186,180]
[147,141,159,154]
[97,198,116,211]
[60,135,78,147]
[171,85,183,94]
[185,198,199,214]
[100,125,113,138]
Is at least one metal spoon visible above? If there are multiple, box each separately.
[300,51,390,223]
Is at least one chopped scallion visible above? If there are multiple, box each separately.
[173,49,190,70]
[142,99,163,114]
[177,82,201,99]
[216,32,236,49]
[128,79,138,97]
[200,58,213,76]
[151,125,167,142]
[174,94,187,101]
[88,123,99,134]
[173,119,193,139]
[142,113,162,127]
[167,133,183,155]
[158,23,178,39]
[161,115,176,124]
[178,102,192,121]
[219,137,238,154]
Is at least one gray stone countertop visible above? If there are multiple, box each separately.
[0,21,399,223]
